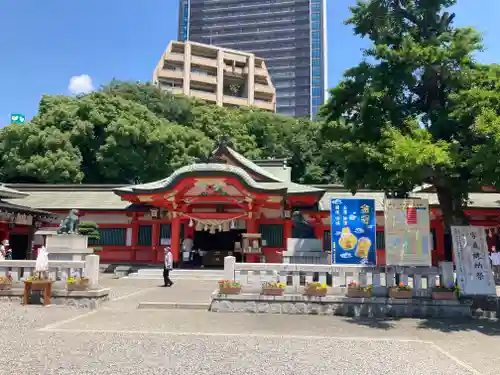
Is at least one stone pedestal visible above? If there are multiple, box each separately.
[45,234,92,261]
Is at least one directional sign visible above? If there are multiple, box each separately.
[10,114,26,125]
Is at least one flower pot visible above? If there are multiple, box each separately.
[261,288,284,296]
[432,291,457,300]
[304,288,327,297]
[219,286,241,295]
[389,289,412,299]
[346,288,372,298]
[0,283,11,291]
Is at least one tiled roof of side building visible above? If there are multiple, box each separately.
[4,184,130,210]
[6,184,500,211]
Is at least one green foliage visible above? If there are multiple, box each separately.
[319,0,499,226]
[77,221,100,241]
[0,81,326,185]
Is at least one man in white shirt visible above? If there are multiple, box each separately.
[163,246,174,287]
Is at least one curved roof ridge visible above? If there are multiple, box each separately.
[113,163,287,194]
[221,146,284,183]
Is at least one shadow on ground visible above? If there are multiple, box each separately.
[342,316,500,336]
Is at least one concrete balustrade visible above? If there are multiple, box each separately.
[224,256,451,297]
[0,254,100,286]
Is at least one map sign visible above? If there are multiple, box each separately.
[451,226,496,296]
[10,114,25,125]
[330,198,376,265]
[384,198,432,266]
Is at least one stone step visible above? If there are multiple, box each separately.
[137,301,209,310]
[126,268,224,280]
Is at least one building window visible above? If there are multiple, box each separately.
[158,223,184,245]
[259,224,284,248]
[312,49,321,57]
[89,228,126,246]
[312,31,320,40]
[312,58,321,67]
[312,88,322,97]
[312,22,321,30]
[138,225,152,246]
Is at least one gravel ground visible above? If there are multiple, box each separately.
[0,277,497,374]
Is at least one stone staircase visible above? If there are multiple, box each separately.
[125,268,225,281]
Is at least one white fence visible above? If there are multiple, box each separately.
[224,256,454,297]
[0,254,100,287]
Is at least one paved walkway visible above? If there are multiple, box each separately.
[1,276,499,374]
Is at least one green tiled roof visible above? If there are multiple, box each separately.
[221,146,284,182]
[113,163,288,194]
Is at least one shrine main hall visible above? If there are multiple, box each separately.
[4,143,500,267]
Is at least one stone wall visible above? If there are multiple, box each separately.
[0,288,110,309]
[210,293,472,319]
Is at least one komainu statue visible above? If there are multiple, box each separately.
[291,211,316,239]
[57,209,80,234]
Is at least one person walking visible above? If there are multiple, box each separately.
[163,246,174,287]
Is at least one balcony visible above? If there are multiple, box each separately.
[254,83,275,96]
[253,100,275,112]
[165,52,184,64]
[191,55,217,68]
[223,95,249,107]
[157,69,184,80]
[190,71,217,85]
[190,89,217,103]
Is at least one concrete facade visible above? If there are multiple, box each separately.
[153,40,276,112]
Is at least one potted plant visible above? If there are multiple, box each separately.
[67,276,90,291]
[218,280,242,295]
[261,281,286,296]
[346,281,373,298]
[0,275,12,290]
[304,281,328,297]
[77,221,100,252]
[389,282,413,299]
[432,283,459,300]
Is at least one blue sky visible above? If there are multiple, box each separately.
[0,0,498,124]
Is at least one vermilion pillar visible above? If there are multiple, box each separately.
[171,216,181,262]
[284,219,292,245]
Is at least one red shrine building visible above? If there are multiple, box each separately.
[5,143,500,266]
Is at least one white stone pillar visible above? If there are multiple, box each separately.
[224,256,236,282]
[85,254,100,287]
[439,261,454,286]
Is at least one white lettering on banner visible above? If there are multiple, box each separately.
[451,226,496,296]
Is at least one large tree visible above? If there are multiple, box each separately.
[320,0,499,229]
[0,81,326,185]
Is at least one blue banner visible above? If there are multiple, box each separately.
[331,198,377,265]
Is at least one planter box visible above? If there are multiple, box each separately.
[346,288,372,298]
[219,286,241,295]
[67,283,89,291]
[0,283,11,291]
[304,288,327,297]
[389,289,412,299]
[261,288,284,296]
[432,291,457,300]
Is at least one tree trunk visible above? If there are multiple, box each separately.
[435,186,469,230]
[435,185,469,261]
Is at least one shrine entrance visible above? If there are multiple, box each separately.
[194,228,245,267]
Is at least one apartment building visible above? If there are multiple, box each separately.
[178,0,327,119]
[153,41,276,112]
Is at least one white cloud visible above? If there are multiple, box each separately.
[68,74,94,94]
